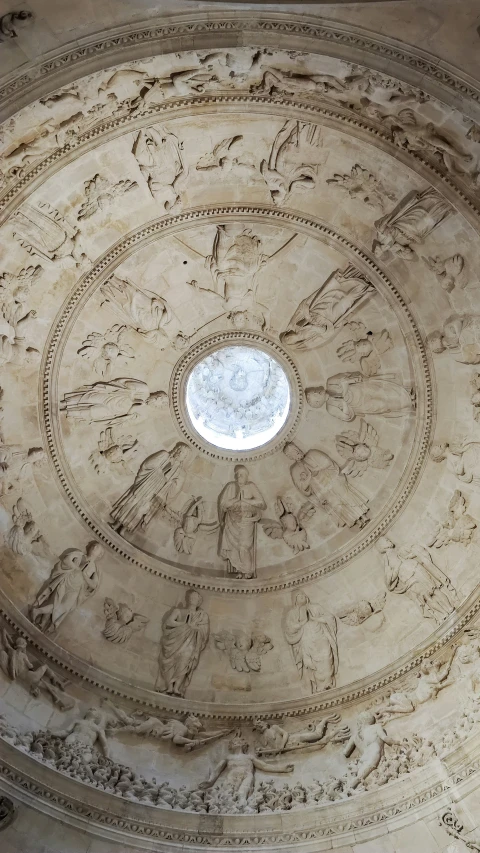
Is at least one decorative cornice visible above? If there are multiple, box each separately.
[1,733,480,849]
[0,13,479,116]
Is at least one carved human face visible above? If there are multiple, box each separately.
[187,590,202,609]
[283,443,303,462]
[305,388,326,409]
[235,466,249,486]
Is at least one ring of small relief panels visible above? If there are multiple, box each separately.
[43,202,431,594]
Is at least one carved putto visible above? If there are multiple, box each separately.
[260,496,314,553]
[102,598,149,644]
[77,324,133,378]
[0,628,73,710]
[213,629,273,672]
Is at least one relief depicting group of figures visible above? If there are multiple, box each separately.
[2,617,480,815]
[57,246,418,579]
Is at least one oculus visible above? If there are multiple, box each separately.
[185,345,291,451]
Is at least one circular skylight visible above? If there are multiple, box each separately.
[186,345,291,451]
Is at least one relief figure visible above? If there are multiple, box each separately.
[372,188,452,260]
[306,372,414,421]
[284,592,339,693]
[60,378,167,425]
[156,589,209,697]
[218,465,266,579]
[99,274,173,344]
[280,265,373,351]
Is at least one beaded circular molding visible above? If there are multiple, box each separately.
[41,205,432,593]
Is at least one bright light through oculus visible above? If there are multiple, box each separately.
[186,345,291,451]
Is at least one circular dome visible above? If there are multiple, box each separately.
[185,345,291,450]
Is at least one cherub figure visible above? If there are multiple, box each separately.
[213,630,273,673]
[0,444,45,496]
[424,254,465,292]
[4,498,47,556]
[335,419,394,477]
[260,496,314,553]
[254,713,348,756]
[109,708,231,751]
[77,324,133,378]
[0,629,73,710]
[376,647,457,721]
[336,320,393,377]
[428,490,476,548]
[89,427,139,476]
[102,598,149,644]
[344,711,397,789]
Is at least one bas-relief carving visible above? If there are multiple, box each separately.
[156,589,209,697]
[77,174,138,220]
[109,442,192,536]
[131,126,186,211]
[218,465,266,579]
[253,714,349,756]
[198,731,294,814]
[283,442,370,529]
[260,120,325,206]
[427,490,477,548]
[77,324,134,378]
[12,203,88,267]
[440,808,480,852]
[336,592,386,627]
[99,274,173,345]
[109,709,232,751]
[30,542,104,634]
[326,164,396,210]
[280,264,373,351]
[376,537,457,623]
[429,315,480,364]
[0,10,33,40]
[61,378,167,425]
[0,265,42,368]
[0,445,44,496]
[0,629,74,710]
[431,440,480,485]
[336,320,393,377]
[154,496,218,555]
[335,419,394,476]
[102,598,148,644]
[343,711,395,789]
[0,796,15,832]
[4,498,48,556]
[284,592,339,693]
[213,629,273,673]
[375,648,457,721]
[89,427,140,476]
[306,374,415,420]
[424,254,466,293]
[260,496,314,554]
[372,188,453,261]
[195,134,255,179]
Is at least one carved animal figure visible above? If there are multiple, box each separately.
[213,630,273,673]
[102,598,149,644]
[260,496,314,553]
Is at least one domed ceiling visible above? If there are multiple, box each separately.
[1,12,480,851]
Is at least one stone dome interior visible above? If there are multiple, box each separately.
[1,3,480,851]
